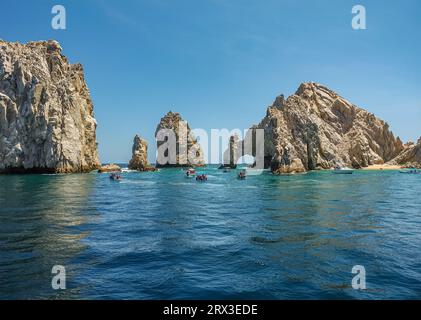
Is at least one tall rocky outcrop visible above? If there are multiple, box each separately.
[0,40,100,173]
[220,134,239,169]
[128,134,150,171]
[241,82,405,173]
[155,111,204,167]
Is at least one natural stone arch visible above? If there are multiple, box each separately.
[222,128,268,169]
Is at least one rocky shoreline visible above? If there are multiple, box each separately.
[0,40,419,174]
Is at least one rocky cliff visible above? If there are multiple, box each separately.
[155,111,204,167]
[128,134,150,171]
[389,137,421,168]
[243,82,405,173]
[0,40,100,173]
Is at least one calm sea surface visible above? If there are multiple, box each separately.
[0,166,420,299]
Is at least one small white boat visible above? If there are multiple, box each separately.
[399,169,420,174]
[244,168,270,176]
[333,166,354,174]
[185,168,196,178]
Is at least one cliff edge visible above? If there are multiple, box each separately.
[0,40,100,173]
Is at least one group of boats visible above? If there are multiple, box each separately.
[333,166,421,175]
[185,168,207,181]
[185,168,249,180]
[109,166,420,182]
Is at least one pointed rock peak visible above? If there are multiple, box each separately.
[273,94,285,109]
[133,134,147,145]
[165,110,180,118]
[295,82,339,100]
[46,39,62,52]
[160,111,184,125]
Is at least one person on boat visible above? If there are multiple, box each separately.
[110,173,122,180]
[237,169,246,179]
[186,168,196,177]
[196,174,207,181]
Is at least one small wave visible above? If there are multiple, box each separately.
[120,180,156,185]
[169,182,194,186]
[251,236,281,244]
[201,183,225,187]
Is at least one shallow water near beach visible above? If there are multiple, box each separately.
[1,165,420,299]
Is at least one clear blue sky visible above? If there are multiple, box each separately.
[1,0,420,163]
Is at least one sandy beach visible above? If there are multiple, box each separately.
[362,164,403,170]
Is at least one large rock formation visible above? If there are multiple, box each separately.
[240,82,405,173]
[155,111,204,167]
[389,137,421,168]
[128,134,155,171]
[0,40,100,173]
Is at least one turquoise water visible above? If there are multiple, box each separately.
[0,166,420,299]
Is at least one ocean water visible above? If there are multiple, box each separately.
[0,165,420,300]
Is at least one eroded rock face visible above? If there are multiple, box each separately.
[155,111,204,167]
[0,40,100,173]
[248,82,404,173]
[389,137,421,168]
[128,134,150,171]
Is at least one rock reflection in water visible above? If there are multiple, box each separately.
[0,174,96,299]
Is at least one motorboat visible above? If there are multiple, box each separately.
[237,169,246,180]
[399,168,420,174]
[185,168,196,178]
[333,166,354,174]
[196,174,208,181]
[109,173,123,181]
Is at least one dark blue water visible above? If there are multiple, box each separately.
[1,166,420,299]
